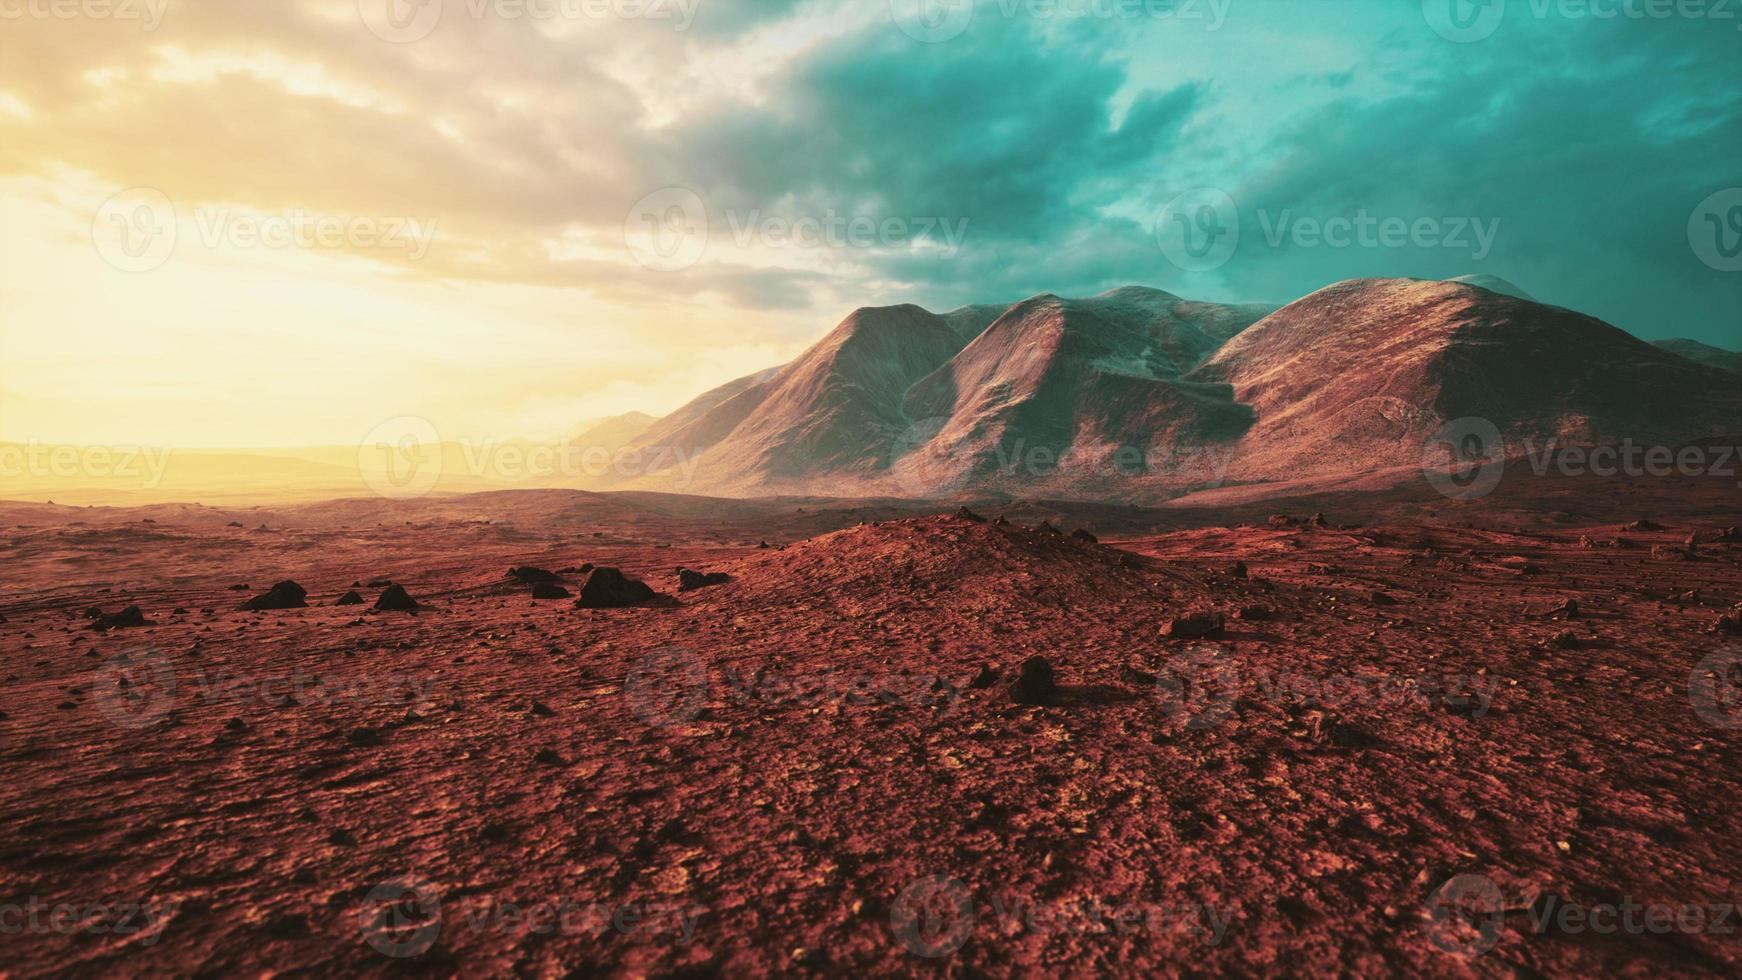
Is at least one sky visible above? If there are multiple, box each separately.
[1,0,1738,448]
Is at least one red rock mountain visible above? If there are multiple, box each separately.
[612,279,1738,499]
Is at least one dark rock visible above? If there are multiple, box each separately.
[1623,519,1663,531]
[1714,613,1742,635]
[241,581,308,611]
[1551,630,1581,650]
[374,585,420,613]
[366,578,393,588]
[757,540,772,549]
[89,606,152,631]
[993,516,1009,526]
[1267,514,1298,528]
[1547,598,1579,619]
[227,584,250,591]
[507,566,561,585]
[558,564,595,575]
[1309,512,1328,527]
[227,521,244,528]
[1228,561,1248,579]
[1069,528,1099,545]
[1237,604,1272,621]
[1370,591,1399,606]
[334,591,365,606]
[575,568,657,609]
[954,506,986,523]
[1009,657,1058,705]
[531,583,571,600]
[1034,521,1062,537]
[677,568,731,592]
[1650,544,1691,561]
[1166,611,1226,639]
[534,748,567,766]
[968,665,1000,689]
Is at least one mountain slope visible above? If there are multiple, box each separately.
[896,288,1266,495]
[1192,278,1741,479]
[1652,338,1742,377]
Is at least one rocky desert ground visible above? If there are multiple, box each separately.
[2,465,1739,977]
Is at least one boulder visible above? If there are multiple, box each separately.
[677,568,731,592]
[1009,656,1058,705]
[374,585,420,613]
[334,591,365,606]
[508,566,562,586]
[1166,611,1226,640]
[531,583,571,600]
[241,581,308,611]
[89,606,152,631]
[575,568,657,609]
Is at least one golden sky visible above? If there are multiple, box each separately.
[0,0,842,448]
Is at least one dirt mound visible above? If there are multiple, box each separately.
[717,513,1154,608]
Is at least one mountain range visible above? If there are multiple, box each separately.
[594,277,1740,500]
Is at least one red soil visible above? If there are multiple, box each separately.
[1,477,1739,976]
